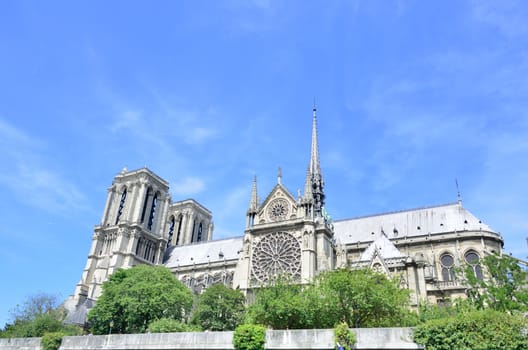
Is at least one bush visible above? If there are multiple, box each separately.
[147,318,200,333]
[334,322,356,350]
[233,324,266,350]
[41,332,64,350]
[413,309,528,350]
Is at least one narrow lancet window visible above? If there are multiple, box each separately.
[176,215,183,245]
[167,216,175,248]
[147,193,158,230]
[197,223,203,242]
[141,188,152,223]
[115,188,127,224]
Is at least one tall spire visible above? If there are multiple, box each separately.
[248,175,259,213]
[304,104,325,218]
[309,105,322,178]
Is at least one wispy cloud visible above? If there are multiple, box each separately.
[0,118,87,214]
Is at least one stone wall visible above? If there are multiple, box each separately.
[0,328,423,350]
[0,337,41,350]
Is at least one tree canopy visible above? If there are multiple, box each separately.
[87,265,193,335]
[247,269,414,329]
[463,254,528,312]
[191,284,246,331]
[246,276,308,329]
[308,268,414,328]
[0,293,82,338]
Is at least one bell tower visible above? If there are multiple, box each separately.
[72,167,171,304]
[234,106,335,292]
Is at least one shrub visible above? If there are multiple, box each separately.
[147,318,200,333]
[233,324,266,350]
[41,332,64,350]
[413,309,528,350]
[334,322,356,350]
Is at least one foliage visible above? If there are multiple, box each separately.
[233,324,266,350]
[8,293,60,323]
[191,284,246,331]
[334,322,356,350]
[87,265,193,335]
[307,269,414,328]
[246,277,309,329]
[147,318,200,333]
[413,309,528,350]
[246,269,414,329]
[41,332,65,350]
[0,294,83,339]
[463,254,528,312]
[416,299,476,324]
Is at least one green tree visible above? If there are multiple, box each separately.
[306,269,413,328]
[191,284,245,331]
[464,254,528,312]
[246,277,309,329]
[247,269,414,329]
[87,265,193,335]
[0,293,82,338]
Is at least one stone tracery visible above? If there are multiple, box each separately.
[251,231,301,283]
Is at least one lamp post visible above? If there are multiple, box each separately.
[109,320,114,335]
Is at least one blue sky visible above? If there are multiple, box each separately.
[1,0,527,326]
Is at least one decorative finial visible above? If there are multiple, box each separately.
[278,166,282,184]
[313,97,317,112]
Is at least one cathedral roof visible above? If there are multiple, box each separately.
[164,236,243,268]
[333,202,496,245]
[359,232,404,261]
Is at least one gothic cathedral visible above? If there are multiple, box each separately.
[65,107,504,323]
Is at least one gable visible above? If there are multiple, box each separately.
[256,184,298,224]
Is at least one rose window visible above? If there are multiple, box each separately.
[251,231,301,283]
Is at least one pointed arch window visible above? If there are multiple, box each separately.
[147,193,158,230]
[440,253,456,282]
[115,188,127,224]
[197,223,203,242]
[465,250,484,280]
[167,216,175,248]
[176,215,183,245]
[141,188,152,223]
[191,220,196,242]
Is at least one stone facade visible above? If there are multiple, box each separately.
[66,107,503,320]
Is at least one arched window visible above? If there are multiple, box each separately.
[140,188,152,223]
[176,215,183,245]
[197,223,203,242]
[147,193,158,230]
[115,188,127,224]
[465,250,484,280]
[167,216,175,248]
[440,253,456,282]
[191,220,196,242]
